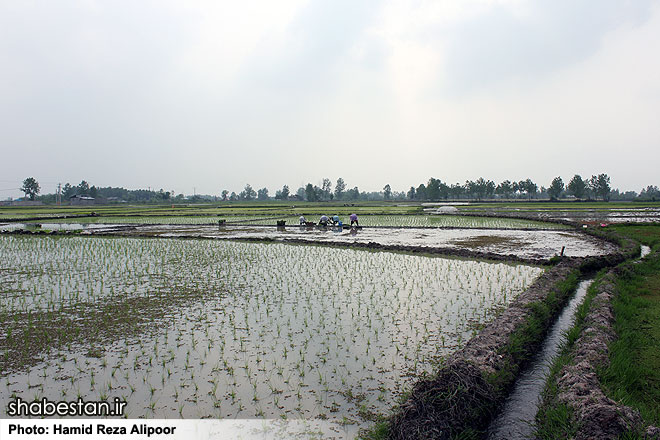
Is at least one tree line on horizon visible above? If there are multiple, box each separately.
[219,174,658,203]
[16,174,660,204]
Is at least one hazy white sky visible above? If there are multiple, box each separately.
[1,0,659,198]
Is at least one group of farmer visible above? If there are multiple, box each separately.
[298,213,359,228]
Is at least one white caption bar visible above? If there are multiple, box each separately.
[0,419,358,440]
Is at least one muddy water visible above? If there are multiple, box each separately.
[86,224,617,260]
[486,279,594,440]
[0,237,542,433]
[0,222,121,231]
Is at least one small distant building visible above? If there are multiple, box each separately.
[69,195,96,205]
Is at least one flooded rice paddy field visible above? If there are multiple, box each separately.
[0,222,123,231]
[4,214,568,229]
[506,209,660,224]
[555,210,660,223]
[0,235,542,428]
[236,215,567,229]
[461,207,660,224]
[108,224,617,260]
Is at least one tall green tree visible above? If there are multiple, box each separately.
[157,189,170,200]
[334,178,346,200]
[415,184,427,200]
[305,183,317,202]
[567,175,586,199]
[383,184,392,200]
[77,180,90,196]
[527,179,538,199]
[240,184,256,201]
[519,178,537,199]
[439,181,450,199]
[548,176,564,200]
[449,183,464,199]
[346,186,360,200]
[590,173,611,201]
[496,180,514,198]
[21,177,40,200]
[321,178,332,200]
[483,178,496,199]
[640,185,659,201]
[62,183,74,198]
[257,187,269,200]
[427,178,441,200]
[407,186,415,200]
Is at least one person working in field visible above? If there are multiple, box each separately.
[299,215,306,225]
[349,213,359,227]
[319,215,329,227]
[331,215,343,232]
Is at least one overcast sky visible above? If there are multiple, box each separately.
[1,0,659,198]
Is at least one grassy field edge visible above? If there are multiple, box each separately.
[535,224,660,439]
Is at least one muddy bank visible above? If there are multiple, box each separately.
[220,236,554,266]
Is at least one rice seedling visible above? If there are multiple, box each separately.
[1,236,542,430]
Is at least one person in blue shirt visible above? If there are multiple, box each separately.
[331,215,343,231]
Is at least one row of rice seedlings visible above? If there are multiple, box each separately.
[26,216,229,225]
[357,215,566,229]
[228,215,565,229]
[0,235,239,314]
[1,238,542,428]
[13,214,566,229]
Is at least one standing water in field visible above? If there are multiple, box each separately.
[0,236,543,434]
[486,279,594,440]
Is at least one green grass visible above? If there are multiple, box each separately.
[609,224,660,249]
[600,250,660,425]
[536,224,660,437]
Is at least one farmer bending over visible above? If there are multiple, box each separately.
[319,215,329,226]
[299,215,306,225]
[349,213,359,227]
